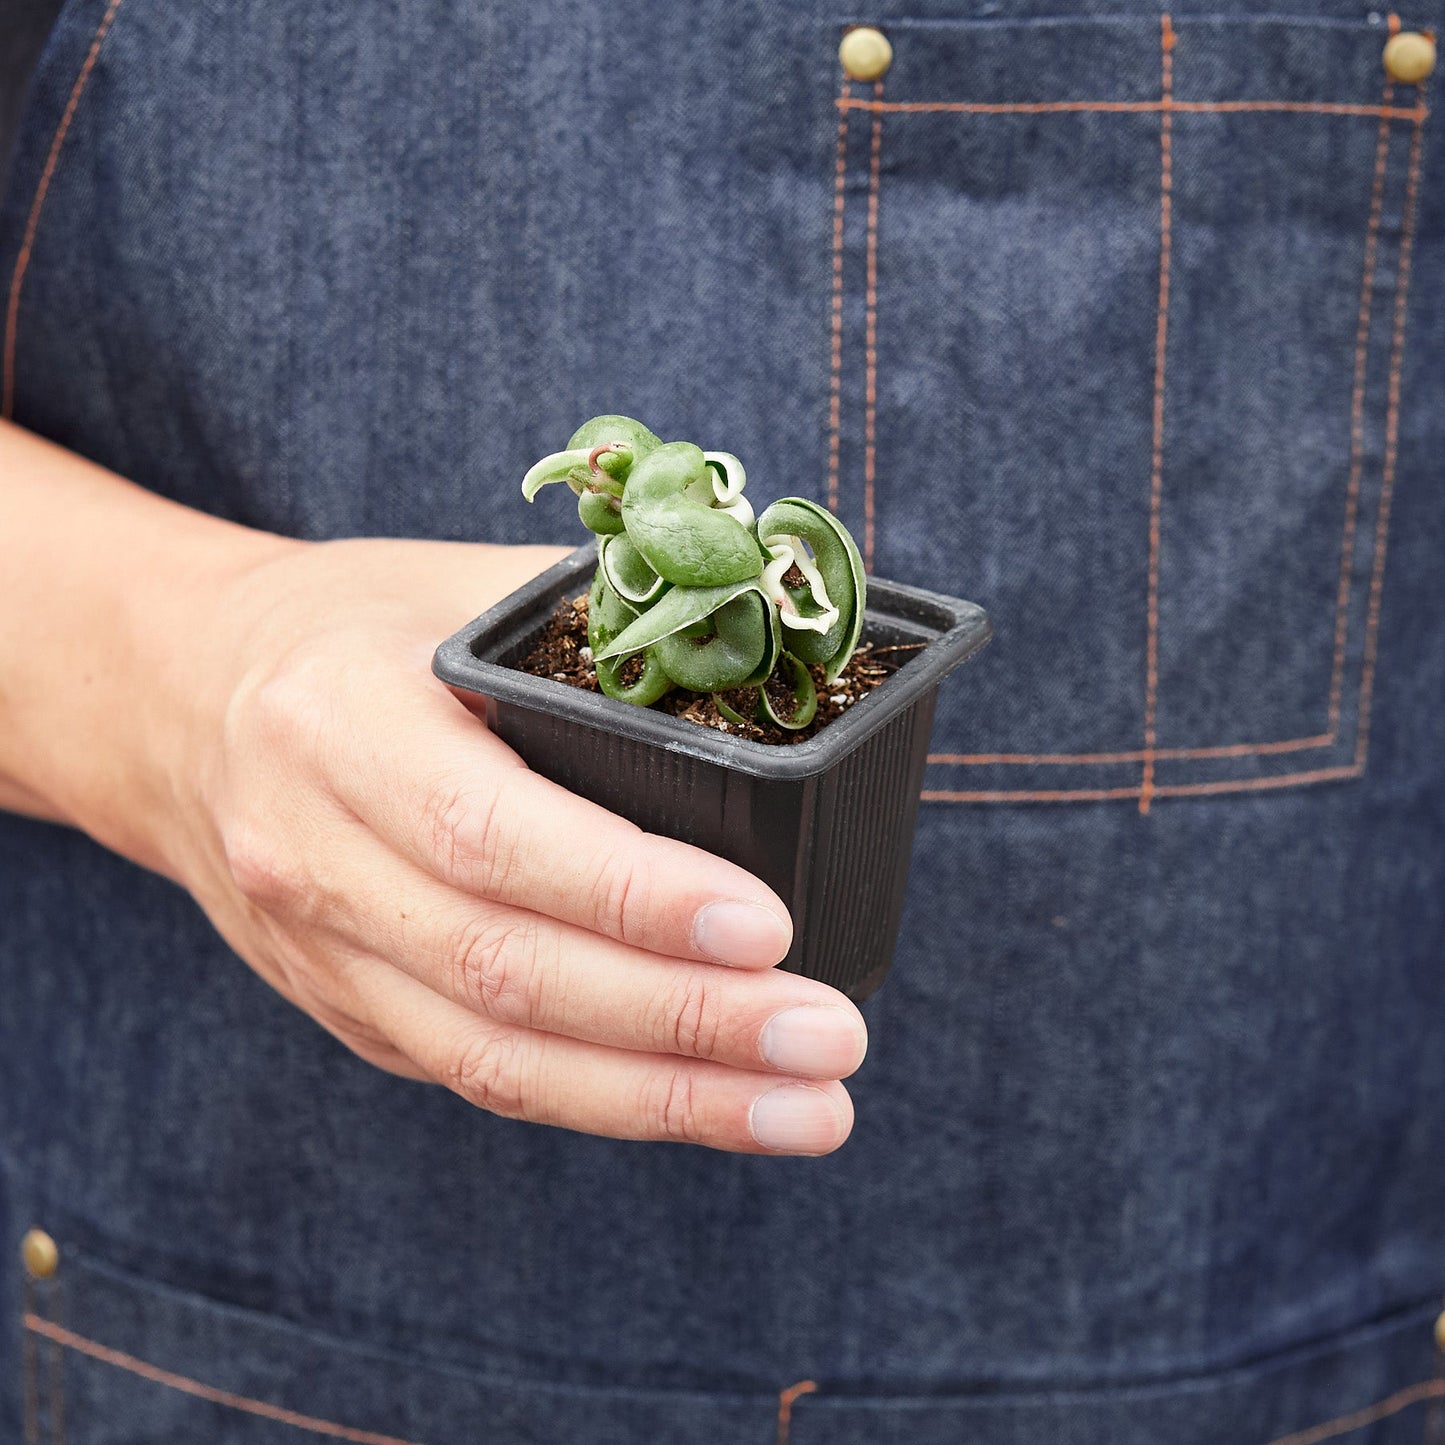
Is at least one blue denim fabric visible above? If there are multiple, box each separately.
[2,1,1444,1441]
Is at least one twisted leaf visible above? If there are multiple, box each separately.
[758,654,819,730]
[587,570,670,705]
[656,590,772,692]
[600,534,667,605]
[621,443,763,587]
[593,580,761,662]
[756,498,867,682]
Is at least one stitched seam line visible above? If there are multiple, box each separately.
[826,83,850,516]
[21,1302,1439,1437]
[2,0,127,420]
[776,1379,818,1445]
[886,39,1425,795]
[836,97,1427,119]
[22,1281,40,1445]
[1264,1377,1445,1445]
[1139,13,1174,815]
[929,734,1333,765]
[47,1285,65,1445]
[863,82,883,569]
[22,1315,432,1445]
[1326,84,1395,739]
[1354,88,1426,769]
[922,764,1362,803]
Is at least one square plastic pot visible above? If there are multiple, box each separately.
[432,545,991,1002]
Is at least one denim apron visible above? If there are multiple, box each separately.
[3,1,1444,1441]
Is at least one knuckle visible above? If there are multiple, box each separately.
[248,653,334,754]
[641,1067,707,1144]
[658,973,723,1060]
[450,913,543,1021]
[221,825,308,914]
[422,778,513,891]
[447,1030,528,1118]
[592,849,652,945]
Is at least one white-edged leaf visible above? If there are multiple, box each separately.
[600,534,668,605]
[522,447,592,501]
[594,581,762,661]
[758,497,867,681]
[760,538,839,634]
[701,452,747,503]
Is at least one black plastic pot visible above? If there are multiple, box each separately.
[432,545,991,1002]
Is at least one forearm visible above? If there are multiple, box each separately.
[0,420,294,865]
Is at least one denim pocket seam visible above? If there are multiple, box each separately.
[825,14,1431,807]
[24,1304,429,1445]
[18,1305,823,1445]
[1263,1374,1445,1445]
[20,1277,40,1445]
[17,1257,1443,1442]
[1,0,127,423]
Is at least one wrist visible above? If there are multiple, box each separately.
[0,421,301,873]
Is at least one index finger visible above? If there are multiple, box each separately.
[332,680,794,969]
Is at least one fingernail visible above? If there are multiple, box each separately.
[692,900,791,967]
[759,1006,867,1077]
[749,1085,849,1154]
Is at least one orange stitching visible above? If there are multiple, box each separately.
[863,82,884,570]
[1156,764,1360,798]
[1140,13,1174,815]
[924,764,1361,804]
[1355,92,1426,768]
[22,1280,41,1445]
[926,70,1403,784]
[928,733,1333,765]
[47,1283,65,1445]
[843,23,1421,805]
[1388,11,1403,37]
[826,84,850,516]
[776,1379,817,1445]
[924,786,1145,804]
[22,1314,431,1445]
[1264,1377,1445,1445]
[1327,84,1395,739]
[2,0,127,420]
[835,97,1427,120]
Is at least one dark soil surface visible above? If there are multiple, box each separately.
[516,593,919,744]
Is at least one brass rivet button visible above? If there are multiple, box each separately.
[1435,1306,1445,1352]
[1383,31,1436,83]
[840,27,892,82]
[21,1229,58,1280]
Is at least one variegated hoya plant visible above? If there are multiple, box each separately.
[523,415,867,730]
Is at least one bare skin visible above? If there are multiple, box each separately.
[0,420,866,1153]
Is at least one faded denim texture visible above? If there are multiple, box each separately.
[2,1,1444,1441]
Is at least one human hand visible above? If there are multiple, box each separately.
[147,538,865,1154]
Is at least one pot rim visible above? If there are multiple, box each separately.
[432,543,991,782]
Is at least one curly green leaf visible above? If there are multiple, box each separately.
[566,415,663,458]
[656,590,771,692]
[587,570,671,705]
[621,443,764,587]
[758,654,819,730]
[594,579,760,662]
[757,497,867,682]
[600,533,668,605]
[578,490,625,535]
[522,448,593,502]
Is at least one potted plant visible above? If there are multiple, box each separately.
[432,416,990,1000]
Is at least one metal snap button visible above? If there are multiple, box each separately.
[1435,1306,1445,1352]
[1383,30,1436,83]
[839,26,892,82]
[21,1228,59,1279]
